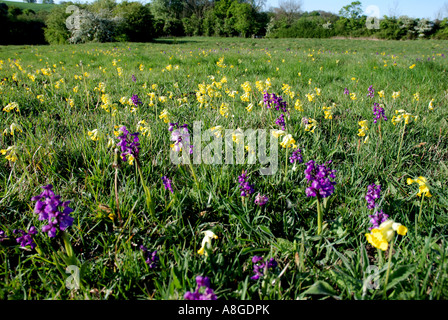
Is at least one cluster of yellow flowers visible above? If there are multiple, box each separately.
[391,109,417,125]
[365,220,408,251]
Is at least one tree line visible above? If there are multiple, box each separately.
[2,0,448,45]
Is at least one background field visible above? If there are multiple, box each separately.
[1,37,448,300]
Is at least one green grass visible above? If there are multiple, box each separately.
[0,37,448,300]
[0,0,56,12]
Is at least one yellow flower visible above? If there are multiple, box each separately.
[413,92,419,101]
[428,99,434,111]
[280,134,296,149]
[0,145,18,162]
[407,176,431,197]
[294,99,304,111]
[137,120,151,137]
[210,126,224,138]
[357,120,369,137]
[304,118,318,133]
[232,129,244,144]
[409,64,416,69]
[73,86,79,93]
[88,129,100,141]
[378,90,385,98]
[350,92,357,101]
[365,220,408,251]
[306,93,315,102]
[126,153,135,165]
[271,129,285,139]
[219,103,229,118]
[392,91,400,100]
[391,109,415,125]
[9,122,22,136]
[36,95,45,103]
[197,230,218,256]
[158,109,170,123]
[246,103,254,112]
[3,102,20,112]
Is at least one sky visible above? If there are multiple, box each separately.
[263,0,447,20]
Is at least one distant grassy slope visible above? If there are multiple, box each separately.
[0,0,57,12]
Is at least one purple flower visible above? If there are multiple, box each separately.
[238,170,255,197]
[250,256,277,280]
[184,276,217,300]
[131,94,142,107]
[275,114,286,130]
[132,74,136,82]
[344,88,350,95]
[161,176,174,193]
[289,148,303,164]
[263,93,288,113]
[140,245,159,268]
[254,193,268,206]
[368,210,389,230]
[365,184,381,210]
[13,226,37,249]
[0,229,7,242]
[31,185,74,238]
[117,126,140,163]
[367,85,375,98]
[373,103,387,123]
[170,124,190,153]
[304,160,336,199]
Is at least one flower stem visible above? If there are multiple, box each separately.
[396,123,406,165]
[383,237,395,299]
[136,159,155,218]
[316,196,323,236]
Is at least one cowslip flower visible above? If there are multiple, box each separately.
[407,176,431,197]
[3,122,22,136]
[280,134,296,149]
[392,91,400,100]
[365,220,407,251]
[31,184,74,238]
[250,256,277,280]
[3,102,19,112]
[13,226,37,249]
[158,109,170,123]
[357,120,369,137]
[391,110,416,125]
[304,160,336,198]
[303,118,318,133]
[87,129,100,141]
[428,99,435,111]
[184,276,217,300]
[197,230,218,256]
[1,145,18,162]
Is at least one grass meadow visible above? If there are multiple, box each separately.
[1,37,448,300]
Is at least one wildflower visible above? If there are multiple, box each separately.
[116,126,140,165]
[344,88,350,95]
[373,103,387,123]
[413,92,420,101]
[246,103,254,112]
[158,109,170,123]
[271,129,285,139]
[294,99,304,111]
[0,229,7,242]
[132,74,136,82]
[250,256,277,280]
[357,120,369,137]
[238,170,255,197]
[140,245,159,269]
[161,176,174,193]
[306,93,315,102]
[365,220,408,251]
[197,230,218,256]
[275,114,286,130]
[409,64,416,69]
[322,105,334,119]
[3,122,22,136]
[210,126,224,138]
[365,184,381,210]
[264,93,288,112]
[1,145,18,162]
[391,110,415,125]
[407,176,431,197]
[392,91,400,100]
[428,99,435,111]
[31,184,74,238]
[367,85,375,98]
[254,193,269,206]
[378,90,385,98]
[303,118,318,133]
[3,102,19,112]
[137,120,151,137]
[170,124,190,153]
[184,276,217,300]
[350,92,357,101]
[219,103,229,118]
[368,209,389,230]
[232,129,244,145]
[87,129,100,141]
[289,148,303,164]
[13,227,37,249]
[304,160,336,198]
[280,134,296,149]
[131,94,142,107]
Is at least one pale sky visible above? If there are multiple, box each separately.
[264,0,447,20]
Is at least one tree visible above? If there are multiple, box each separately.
[274,0,302,23]
[339,1,363,20]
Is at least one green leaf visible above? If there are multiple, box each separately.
[303,280,340,298]
[386,264,415,290]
